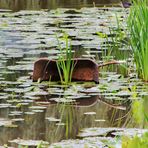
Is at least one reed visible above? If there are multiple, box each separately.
[97,14,129,61]
[56,33,74,85]
[128,0,148,81]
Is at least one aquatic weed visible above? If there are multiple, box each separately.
[122,132,148,148]
[56,33,75,85]
[128,0,148,81]
[97,14,129,61]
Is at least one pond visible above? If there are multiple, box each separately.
[0,1,148,148]
[0,0,121,11]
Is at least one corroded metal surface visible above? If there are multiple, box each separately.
[33,58,99,83]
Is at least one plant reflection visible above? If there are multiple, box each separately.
[0,0,121,11]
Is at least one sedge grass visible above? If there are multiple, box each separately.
[128,0,148,81]
[56,33,74,85]
[97,14,130,62]
[96,14,129,76]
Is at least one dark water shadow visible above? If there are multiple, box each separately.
[0,0,121,12]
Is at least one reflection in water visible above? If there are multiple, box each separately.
[0,3,147,146]
[0,95,131,146]
[0,0,121,11]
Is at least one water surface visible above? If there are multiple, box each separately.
[0,4,147,147]
[0,0,121,11]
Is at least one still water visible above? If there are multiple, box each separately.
[0,0,121,11]
[0,0,147,147]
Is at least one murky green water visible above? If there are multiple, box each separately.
[0,3,147,148]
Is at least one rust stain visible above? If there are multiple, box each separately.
[32,58,99,83]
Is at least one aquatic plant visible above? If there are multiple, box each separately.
[97,14,129,61]
[134,99,148,128]
[96,18,129,76]
[37,141,45,148]
[56,33,75,85]
[129,85,148,128]
[122,132,148,148]
[128,0,148,81]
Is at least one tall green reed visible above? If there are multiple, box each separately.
[128,0,148,81]
[56,33,74,85]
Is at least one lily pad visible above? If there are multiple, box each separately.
[9,139,49,146]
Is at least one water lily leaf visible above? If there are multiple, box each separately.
[9,139,49,146]
[46,117,61,122]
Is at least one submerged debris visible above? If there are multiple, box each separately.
[33,58,99,83]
